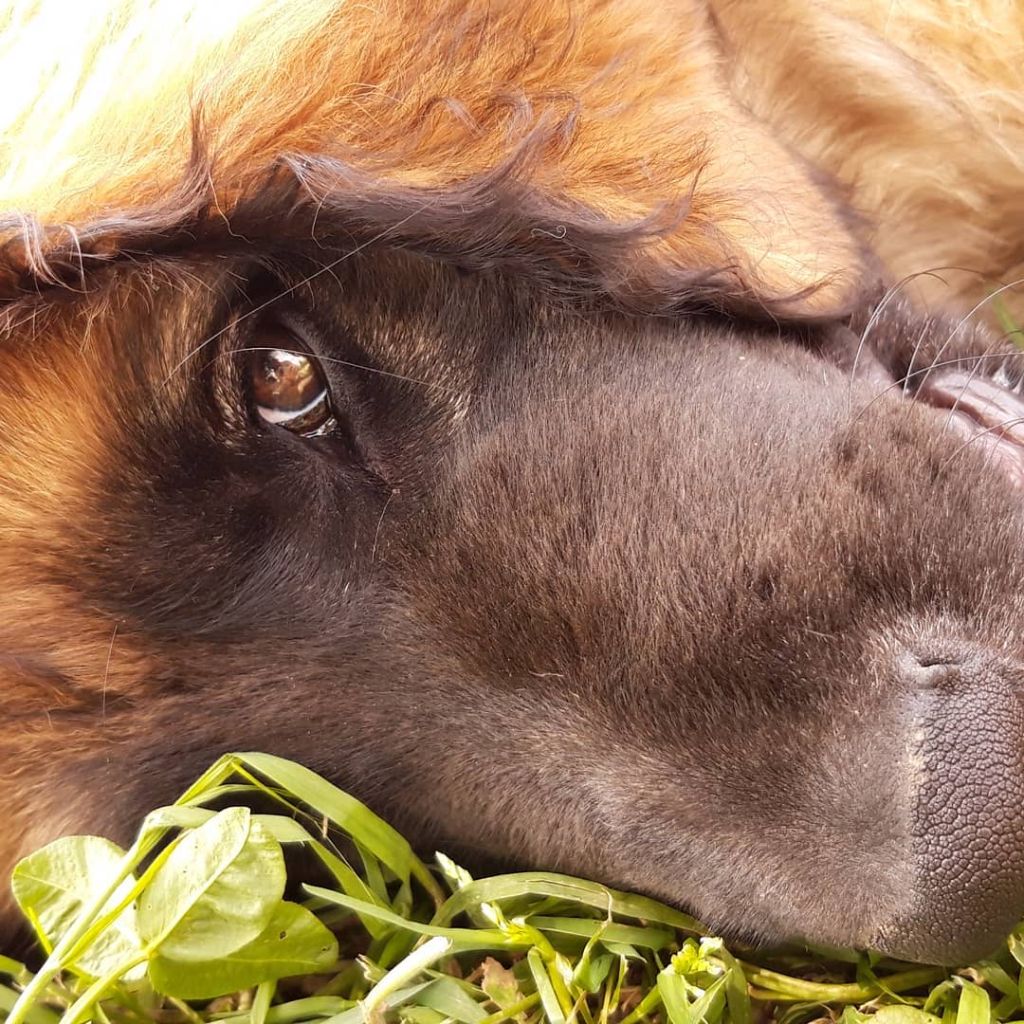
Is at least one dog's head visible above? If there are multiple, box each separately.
[2,0,1024,966]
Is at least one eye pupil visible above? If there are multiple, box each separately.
[250,348,333,434]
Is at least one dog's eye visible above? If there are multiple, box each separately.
[248,346,334,435]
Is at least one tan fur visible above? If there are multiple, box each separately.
[0,0,877,316]
[6,0,1021,318]
[0,304,149,872]
[2,0,1021,878]
[0,298,158,702]
[711,0,1024,316]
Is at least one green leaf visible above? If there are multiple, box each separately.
[236,753,423,886]
[11,836,143,980]
[400,1008,447,1024]
[252,980,276,1024]
[361,937,455,1022]
[526,948,566,1024]
[658,971,726,1024]
[415,977,488,1024]
[573,950,614,994]
[137,806,284,961]
[149,900,337,999]
[9,751,1014,1024]
[955,982,992,1024]
[151,803,390,937]
[528,916,674,950]
[968,960,1018,999]
[305,886,521,952]
[710,942,750,1024]
[872,1008,942,1024]
[433,872,703,934]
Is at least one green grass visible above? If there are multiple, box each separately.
[1,753,1022,1024]
[992,296,1024,350]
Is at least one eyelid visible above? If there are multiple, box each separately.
[255,394,327,425]
[256,304,324,355]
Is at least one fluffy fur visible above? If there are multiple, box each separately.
[0,0,872,314]
[711,0,1024,315]
[4,1,1023,314]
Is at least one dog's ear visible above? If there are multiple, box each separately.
[0,0,867,317]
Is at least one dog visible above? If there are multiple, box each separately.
[2,0,1024,965]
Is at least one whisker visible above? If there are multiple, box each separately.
[847,351,1024,432]
[161,198,438,387]
[899,315,935,399]
[847,375,918,430]
[101,623,118,724]
[916,276,1024,395]
[851,267,960,391]
[371,487,398,562]
[219,346,466,395]
[913,350,1021,377]
[939,347,999,437]
[940,415,1024,472]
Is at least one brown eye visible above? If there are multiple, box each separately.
[249,348,334,435]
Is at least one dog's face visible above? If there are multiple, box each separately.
[3,0,1024,969]
[5,235,1024,965]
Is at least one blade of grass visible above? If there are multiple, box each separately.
[360,936,454,1022]
[433,874,703,934]
[304,887,530,953]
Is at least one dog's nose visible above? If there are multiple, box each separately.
[873,647,1024,963]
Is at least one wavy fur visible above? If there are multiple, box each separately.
[0,0,878,317]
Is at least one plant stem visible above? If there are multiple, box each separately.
[741,964,946,1004]
[476,994,541,1024]
[61,953,149,1024]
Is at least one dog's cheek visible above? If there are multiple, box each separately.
[0,314,171,891]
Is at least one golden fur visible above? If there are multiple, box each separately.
[0,0,859,316]
[711,0,1024,314]
[3,0,1022,319]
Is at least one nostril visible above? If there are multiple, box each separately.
[895,648,965,687]
[913,654,960,669]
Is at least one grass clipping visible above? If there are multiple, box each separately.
[1,754,1021,1024]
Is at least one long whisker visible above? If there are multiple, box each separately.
[847,349,1024,431]
[939,348,1001,437]
[915,276,1024,398]
[219,346,465,395]
[940,415,1024,472]
[900,315,935,399]
[161,199,437,387]
[851,268,954,386]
